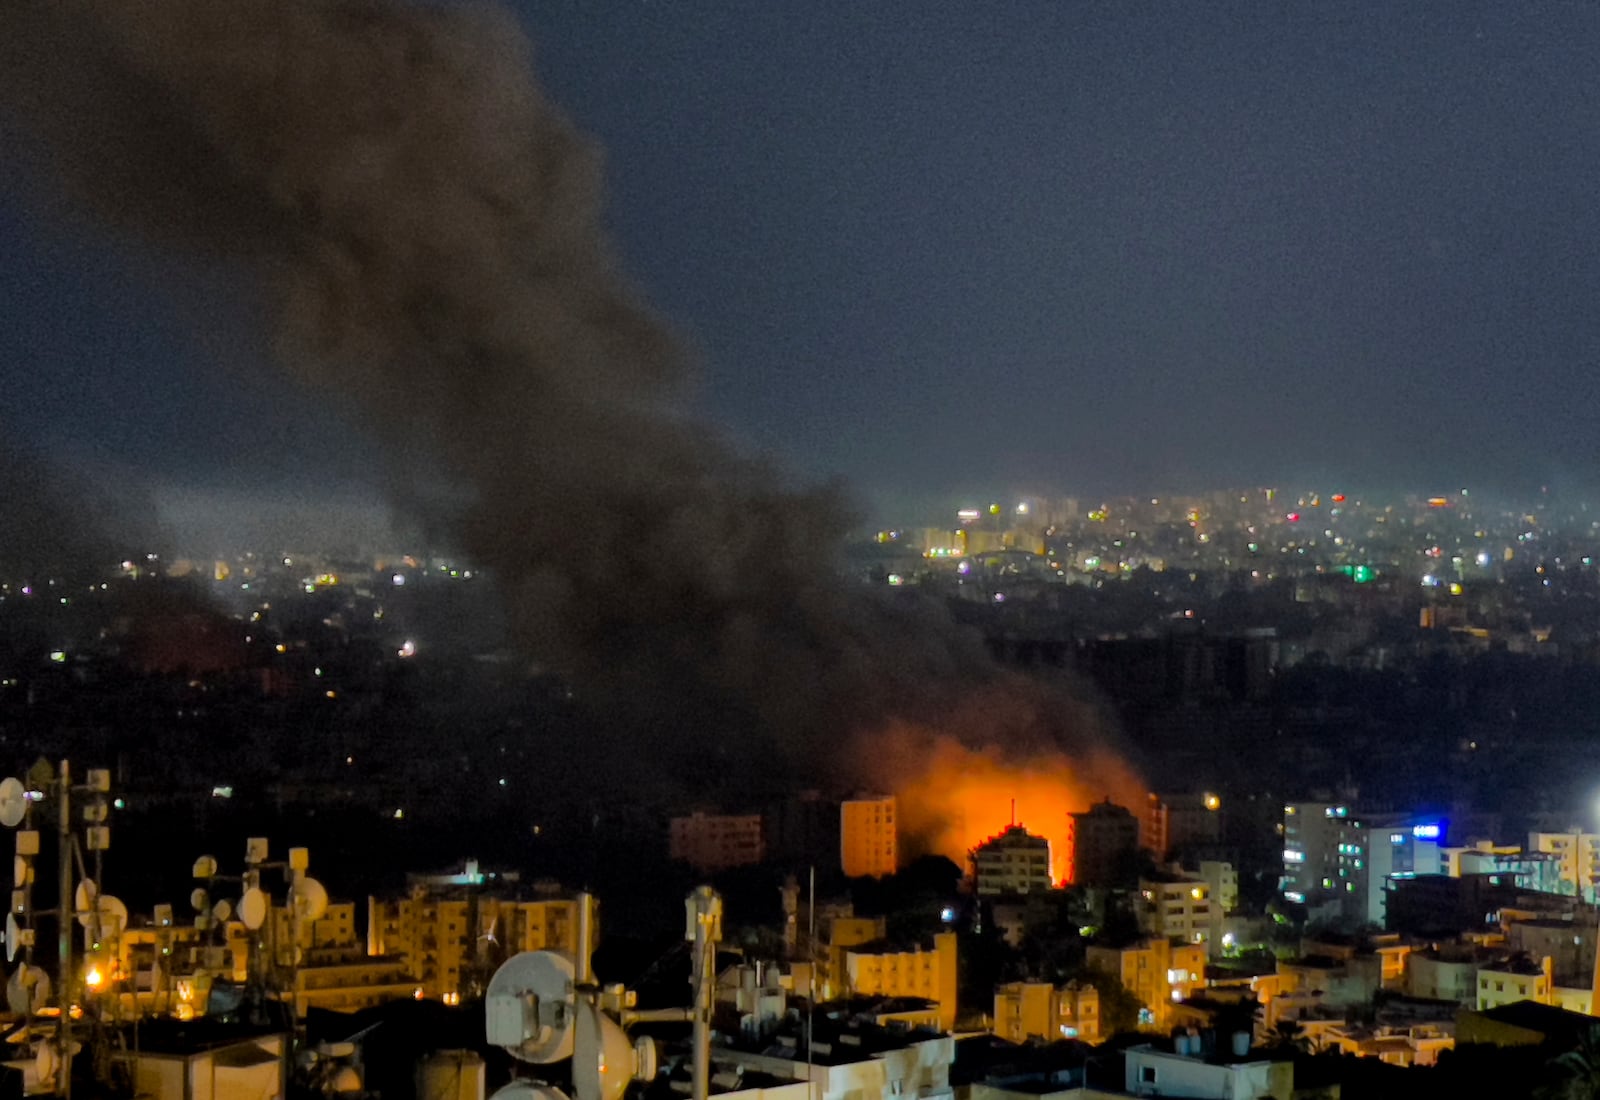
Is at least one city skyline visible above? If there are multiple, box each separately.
[5,1,1600,537]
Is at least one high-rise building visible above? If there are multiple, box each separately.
[1136,872,1214,948]
[972,824,1053,895]
[1067,799,1140,886]
[669,811,764,873]
[841,795,897,878]
[1281,803,1447,926]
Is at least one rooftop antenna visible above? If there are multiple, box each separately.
[485,888,722,1100]
[0,762,116,1098]
[186,839,328,1020]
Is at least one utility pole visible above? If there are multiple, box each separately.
[55,760,71,1100]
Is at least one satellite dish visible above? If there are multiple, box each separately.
[573,998,640,1100]
[192,855,218,879]
[34,1038,78,1084]
[12,856,29,888]
[72,880,97,918]
[293,877,329,922]
[239,888,268,931]
[190,888,209,912]
[489,1085,571,1100]
[0,780,25,828]
[213,899,233,923]
[6,965,49,1015]
[77,892,125,934]
[485,950,577,1063]
[328,1067,363,1094]
[4,913,17,963]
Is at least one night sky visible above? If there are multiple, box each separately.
[3,1,1600,546]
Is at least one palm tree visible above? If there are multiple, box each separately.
[1540,1025,1600,1100]
[1264,1019,1313,1055]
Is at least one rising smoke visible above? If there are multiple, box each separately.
[1,1,1140,822]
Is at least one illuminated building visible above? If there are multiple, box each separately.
[1122,1045,1291,1100]
[669,811,765,873]
[1086,938,1206,1029]
[1526,831,1600,902]
[1476,956,1553,1011]
[1136,872,1214,948]
[1441,840,1564,894]
[844,931,958,1031]
[1197,860,1238,915]
[1066,799,1140,887]
[971,825,1053,895]
[992,980,1100,1043]
[1281,804,1447,926]
[841,795,897,878]
[367,891,585,1001]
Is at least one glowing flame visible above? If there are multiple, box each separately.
[880,725,1144,886]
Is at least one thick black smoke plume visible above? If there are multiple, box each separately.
[1,1,1134,801]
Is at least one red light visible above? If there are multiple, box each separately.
[1331,494,1345,503]
[1286,512,1300,522]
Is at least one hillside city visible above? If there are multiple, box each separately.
[2,485,1600,1097]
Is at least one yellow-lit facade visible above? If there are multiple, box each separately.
[844,931,958,1031]
[993,980,1101,1043]
[841,795,897,878]
[1086,939,1206,1029]
[367,894,581,1000]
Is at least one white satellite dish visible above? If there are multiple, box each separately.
[485,950,577,1064]
[3,912,18,963]
[239,888,268,930]
[6,965,49,1015]
[293,877,329,922]
[77,892,125,934]
[191,888,209,913]
[489,1084,571,1100]
[573,998,644,1100]
[213,899,233,923]
[11,856,29,888]
[34,1038,78,1084]
[192,855,218,879]
[0,780,25,829]
[72,880,97,919]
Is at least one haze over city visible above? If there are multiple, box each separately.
[4,3,1600,1099]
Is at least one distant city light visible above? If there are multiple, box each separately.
[211,786,233,799]
[49,650,65,663]
[1413,823,1441,839]
[392,573,407,586]
[398,640,417,658]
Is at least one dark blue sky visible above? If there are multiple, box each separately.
[4,1,1600,539]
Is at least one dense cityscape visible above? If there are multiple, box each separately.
[0,483,1599,1095]
[8,1,1600,1099]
